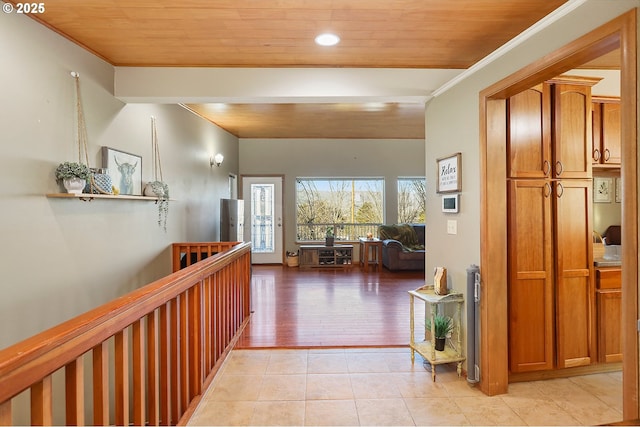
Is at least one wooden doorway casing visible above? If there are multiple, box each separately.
[479,10,638,419]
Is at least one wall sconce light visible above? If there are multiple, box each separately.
[210,153,224,167]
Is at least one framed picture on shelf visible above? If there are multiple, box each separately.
[436,152,462,193]
[102,147,142,195]
[615,177,622,203]
[593,177,613,203]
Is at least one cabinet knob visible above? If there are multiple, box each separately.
[604,149,611,161]
[543,160,551,177]
[555,182,564,198]
[544,182,552,198]
[555,161,563,176]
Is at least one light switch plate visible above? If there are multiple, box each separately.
[447,220,457,235]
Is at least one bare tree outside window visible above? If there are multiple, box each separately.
[398,177,426,223]
[296,178,384,241]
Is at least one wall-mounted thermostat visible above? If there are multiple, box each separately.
[441,194,459,213]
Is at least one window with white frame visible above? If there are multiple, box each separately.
[296,178,384,242]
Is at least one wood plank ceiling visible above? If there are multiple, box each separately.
[17,0,571,138]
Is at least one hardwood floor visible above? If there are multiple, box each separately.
[236,265,426,348]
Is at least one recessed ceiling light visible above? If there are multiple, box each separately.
[315,33,340,47]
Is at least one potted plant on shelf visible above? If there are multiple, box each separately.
[55,161,90,194]
[325,226,335,246]
[426,314,453,351]
[143,116,169,231]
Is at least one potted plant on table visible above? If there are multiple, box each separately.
[55,161,90,194]
[426,314,453,351]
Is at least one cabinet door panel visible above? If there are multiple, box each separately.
[597,290,622,363]
[508,180,554,372]
[554,180,594,368]
[602,102,621,164]
[507,84,551,178]
[592,102,602,163]
[553,84,592,178]
[557,276,592,367]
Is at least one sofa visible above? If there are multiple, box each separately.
[378,224,425,271]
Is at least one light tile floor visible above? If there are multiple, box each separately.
[188,347,623,426]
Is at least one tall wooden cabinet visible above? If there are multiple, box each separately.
[554,179,594,368]
[507,76,597,374]
[507,179,554,373]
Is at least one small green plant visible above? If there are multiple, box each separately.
[326,226,334,237]
[55,162,90,180]
[426,314,453,338]
[147,180,169,232]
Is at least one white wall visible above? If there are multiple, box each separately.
[239,138,425,253]
[0,11,238,348]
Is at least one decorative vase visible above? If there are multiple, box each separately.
[63,177,86,194]
[325,236,334,246]
[435,337,446,351]
[84,168,112,194]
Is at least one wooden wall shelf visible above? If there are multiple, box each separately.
[46,193,161,202]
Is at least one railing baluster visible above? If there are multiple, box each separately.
[158,303,170,426]
[179,291,189,412]
[133,319,146,425]
[225,267,232,346]
[0,401,11,426]
[30,376,52,426]
[211,271,220,364]
[172,247,182,272]
[115,329,129,427]
[65,357,84,426]
[204,276,212,373]
[234,263,241,330]
[218,270,224,361]
[170,297,180,423]
[147,310,159,426]
[93,342,109,426]
[189,281,202,397]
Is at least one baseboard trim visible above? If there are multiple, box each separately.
[509,363,622,383]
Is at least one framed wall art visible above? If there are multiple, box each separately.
[593,177,613,203]
[436,152,462,193]
[615,177,622,203]
[102,147,142,195]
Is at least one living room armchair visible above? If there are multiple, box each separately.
[379,224,426,271]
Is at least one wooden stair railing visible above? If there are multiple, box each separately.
[0,241,252,426]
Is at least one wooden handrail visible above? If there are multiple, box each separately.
[0,241,252,426]
[171,241,241,272]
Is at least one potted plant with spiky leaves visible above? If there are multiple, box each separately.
[426,314,453,351]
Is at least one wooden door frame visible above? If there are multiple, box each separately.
[479,10,638,419]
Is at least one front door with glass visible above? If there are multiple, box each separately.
[242,176,283,264]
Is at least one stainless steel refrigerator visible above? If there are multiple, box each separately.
[220,198,244,242]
